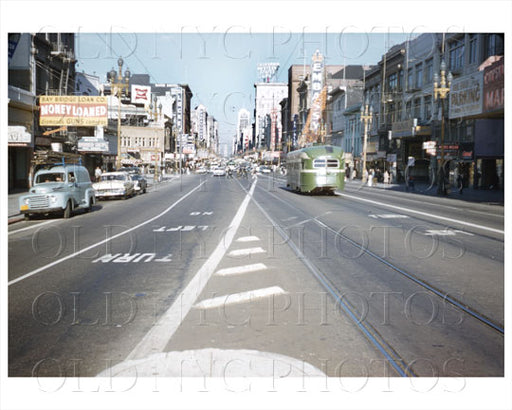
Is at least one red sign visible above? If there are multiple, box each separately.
[483,58,504,113]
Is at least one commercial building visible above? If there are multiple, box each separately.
[357,33,504,189]
[8,33,77,191]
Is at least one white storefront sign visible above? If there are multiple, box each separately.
[78,136,109,152]
[8,126,32,145]
[449,72,483,119]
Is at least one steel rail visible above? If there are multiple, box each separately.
[258,183,505,335]
[239,178,415,377]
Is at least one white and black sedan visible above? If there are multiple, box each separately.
[130,174,147,194]
[92,172,135,199]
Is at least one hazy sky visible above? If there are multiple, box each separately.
[75,32,412,148]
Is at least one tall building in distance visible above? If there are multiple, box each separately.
[254,62,288,151]
[236,108,251,152]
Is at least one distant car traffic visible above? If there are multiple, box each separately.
[212,166,226,177]
[93,172,135,199]
[196,167,208,174]
[259,165,272,174]
[130,174,147,194]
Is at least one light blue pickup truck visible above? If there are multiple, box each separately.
[19,164,96,219]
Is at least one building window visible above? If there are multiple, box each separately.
[486,34,504,57]
[449,42,465,71]
[424,96,432,121]
[413,98,421,119]
[388,72,398,92]
[415,63,423,88]
[469,34,478,64]
[406,101,412,119]
[425,58,433,84]
[407,69,413,90]
[398,69,404,91]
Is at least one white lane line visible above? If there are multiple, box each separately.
[215,263,268,276]
[236,235,260,242]
[338,191,504,235]
[424,230,456,236]
[369,214,409,219]
[194,286,287,309]
[8,181,206,287]
[125,180,257,361]
[228,247,266,257]
[8,219,57,235]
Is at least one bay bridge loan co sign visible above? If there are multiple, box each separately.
[39,96,108,126]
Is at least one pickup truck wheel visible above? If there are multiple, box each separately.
[63,201,72,218]
[24,213,32,221]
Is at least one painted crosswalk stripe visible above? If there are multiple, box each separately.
[194,286,287,309]
[228,247,266,257]
[236,236,260,242]
[215,263,268,276]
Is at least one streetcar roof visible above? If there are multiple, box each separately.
[286,145,343,159]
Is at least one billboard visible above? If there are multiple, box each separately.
[449,72,483,119]
[39,96,108,126]
[131,85,152,105]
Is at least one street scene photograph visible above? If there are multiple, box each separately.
[2,1,510,410]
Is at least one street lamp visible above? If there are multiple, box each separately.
[433,59,453,195]
[109,57,131,169]
[360,98,373,183]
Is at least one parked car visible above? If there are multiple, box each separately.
[92,172,135,199]
[117,166,141,175]
[19,164,96,219]
[130,174,147,194]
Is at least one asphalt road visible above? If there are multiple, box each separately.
[8,173,504,379]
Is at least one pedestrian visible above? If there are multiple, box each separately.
[95,166,102,182]
[457,172,464,194]
[383,170,389,185]
[408,175,415,191]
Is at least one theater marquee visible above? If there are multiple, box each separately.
[39,96,108,126]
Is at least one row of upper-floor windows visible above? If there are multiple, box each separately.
[381,34,503,93]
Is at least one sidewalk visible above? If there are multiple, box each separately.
[345,178,505,205]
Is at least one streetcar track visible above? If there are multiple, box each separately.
[256,182,504,335]
[265,174,504,221]
[239,178,415,377]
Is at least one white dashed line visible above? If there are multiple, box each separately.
[236,236,260,242]
[228,247,266,257]
[215,263,268,276]
[194,286,287,309]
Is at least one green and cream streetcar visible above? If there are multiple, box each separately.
[286,145,345,194]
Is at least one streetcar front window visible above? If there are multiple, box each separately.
[313,159,326,168]
[313,158,339,168]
